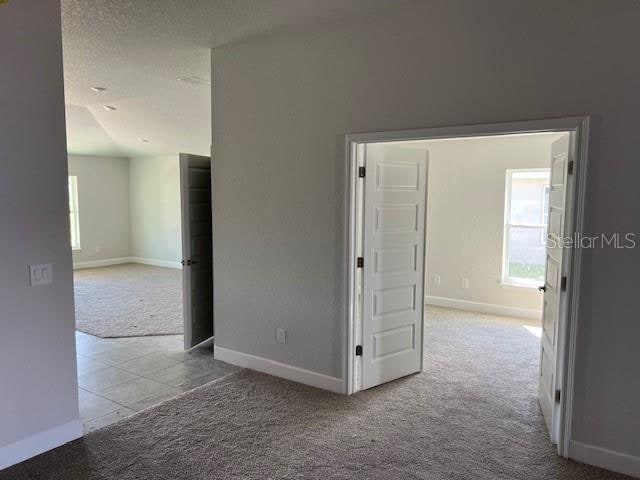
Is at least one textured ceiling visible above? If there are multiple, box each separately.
[61,0,402,158]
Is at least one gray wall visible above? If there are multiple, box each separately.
[68,154,182,266]
[211,0,640,460]
[129,155,182,263]
[0,0,80,457]
[68,155,131,264]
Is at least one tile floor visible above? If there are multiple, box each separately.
[76,331,240,433]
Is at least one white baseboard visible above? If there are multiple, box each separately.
[569,440,640,478]
[130,257,181,269]
[0,419,82,471]
[425,295,541,320]
[214,346,344,394]
[73,257,132,270]
[73,256,181,270]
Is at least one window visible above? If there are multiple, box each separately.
[68,176,81,250]
[502,169,550,287]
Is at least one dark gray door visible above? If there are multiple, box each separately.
[180,153,213,349]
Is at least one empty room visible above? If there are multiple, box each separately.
[67,151,226,432]
[348,130,575,447]
[62,27,222,428]
[69,153,182,337]
[1,1,639,479]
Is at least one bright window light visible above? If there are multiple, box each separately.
[523,325,542,338]
[68,176,81,250]
[502,169,550,287]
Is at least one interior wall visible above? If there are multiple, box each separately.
[413,134,560,315]
[211,0,640,466]
[68,155,131,265]
[0,0,81,468]
[129,155,182,265]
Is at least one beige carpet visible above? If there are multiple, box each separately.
[74,263,183,338]
[2,307,631,479]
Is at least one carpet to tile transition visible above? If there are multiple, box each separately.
[2,307,631,480]
[74,263,183,338]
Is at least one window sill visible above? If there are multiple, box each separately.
[72,248,82,252]
[499,280,540,290]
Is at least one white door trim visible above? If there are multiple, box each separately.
[344,116,590,458]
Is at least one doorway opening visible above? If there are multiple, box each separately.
[345,117,590,457]
[68,152,223,433]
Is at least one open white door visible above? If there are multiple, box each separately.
[360,144,428,390]
[180,153,214,349]
[538,136,570,443]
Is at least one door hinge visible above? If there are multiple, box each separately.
[555,389,561,403]
[357,257,364,268]
[561,276,567,291]
[355,345,363,356]
[358,166,366,178]
[568,160,574,175]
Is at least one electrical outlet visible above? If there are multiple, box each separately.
[29,264,52,286]
[95,246,101,253]
[276,328,287,344]
[433,274,441,286]
[461,277,469,289]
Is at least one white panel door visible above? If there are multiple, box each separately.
[361,144,428,390]
[538,136,570,442]
[180,153,214,349]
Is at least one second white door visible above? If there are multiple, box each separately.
[538,135,571,443]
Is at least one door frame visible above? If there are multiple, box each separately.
[344,116,590,457]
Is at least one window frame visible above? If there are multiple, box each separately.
[501,168,550,288]
[68,175,81,251]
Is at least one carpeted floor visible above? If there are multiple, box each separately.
[2,307,631,480]
[74,263,183,338]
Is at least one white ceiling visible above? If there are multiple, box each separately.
[61,0,402,158]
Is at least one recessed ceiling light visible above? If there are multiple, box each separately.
[103,105,117,111]
[91,86,107,92]
[137,138,149,143]
[177,75,211,86]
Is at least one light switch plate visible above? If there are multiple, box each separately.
[276,328,286,344]
[30,264,52,286]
